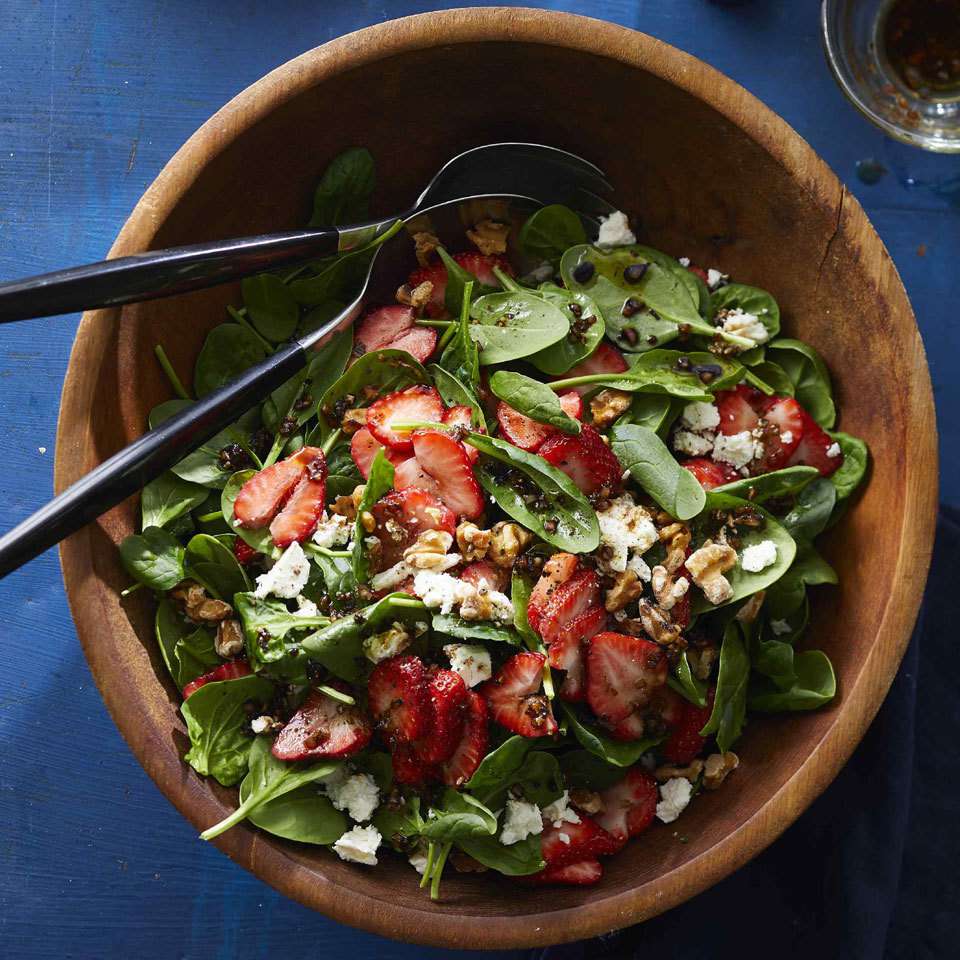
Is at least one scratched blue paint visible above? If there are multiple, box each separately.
[0,1,955,957]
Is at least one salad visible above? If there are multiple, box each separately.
[119,148,868,896]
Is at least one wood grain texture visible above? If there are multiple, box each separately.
[49,6,937,951]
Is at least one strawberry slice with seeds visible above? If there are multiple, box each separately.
[496,390,583,452]
[443,404,481,462]
[392,456,440,495]
[355,305,415,352]
[407,263,447,317]
[687,264,709,284]
[370,487,455,567]
[540,815,620,868]
[461,560,506,592]
[549,605,607,702]
[682,457,738,490]
[527,552,579,632]
[536,569,602,647]
[715,384,762,436]
[411,429,484,519]
[441,691,489,788]
[539,424,623,495]
[661,686,715,765]
[379,326,438,363]
[524,858,603,886]
[269,450,328,547]
[478,651,557,738]
[366,385,445,452]
[272,686,373,761]
[391,740,440,785]
[554,343,628,395]
[367,655,430,745]
[594,768,659,844]
[232,538,259,566]
[756,395,803,471]
[350,427,405,480]
[181,660,252,700]
[453,251,514,287]
[233,446,320,529]
[586,632,668,725]
[787,408,844,477]
[414,668,469,765]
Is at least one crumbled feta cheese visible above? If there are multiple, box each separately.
[596,210,636,248]
[325,771,380,823]
[741,539,778,573]
[672,429,715,457]
[500,798,544,846]
[295,595,320,618]
[707,268,727,289]
[626,552,653,583]
[681,401,720,433]
[597,494,659,573]
[826,442,842,458]
[333,825,381,865]
[780,431,794,445]
[541,791,582,828]
[253,542,310,599]
[413,571,513,623]
[559,832,571,844]
[408,846,430,875]
[720,308,769,346]
[443,643,492,687]
[770,618,792,636]
[363,622,411,663]
[250,715,273,734]
[678,256,691,267]
[370,560,416,592]
[713,430,761,470]
[312,511,353,549]
[460,586,514,623]
[655,777,693,824]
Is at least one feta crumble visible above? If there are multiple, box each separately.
[596,210,636,248]
[770,618,792,636]
[443,643,492,687]
[672,430,714,457]
[253,542,310,599]
[707,268,728,289]
[541,791,582,829]
[369,560,416,592]
[295,595,320,618]
[250,716,273,734]
[681,400,721,433]
[333,825,382,865]
[559,833,571,844]
[500,798,544,846]
[740,539,778,573]
[312,511,353,549]
[720,308,769,346]
[626,552,653,583]
[408,846,430,875]
[363,622,412,663]
[678,256,691,267]
[596,494,658,574]
[413,571,513,623]
[655,777,693,824]
[712,430,761,470]
[324,770,380,823]
[826,442,842,458]
[780,431,794,445]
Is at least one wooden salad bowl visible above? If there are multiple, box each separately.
[54,8,938,949]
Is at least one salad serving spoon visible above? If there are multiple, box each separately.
[0,144,613,577]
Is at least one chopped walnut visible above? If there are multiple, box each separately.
[329,491,359,521]
[459,584,503,622]
[403,529,457,570]
[359,510,377,534]
[703,752,739,790]
[604,569,644,612]
[396,280,434,312]
[687,644,718,681]
[589,388,632,428]
[659,522,692,574]
[636,598,682,646]
[570,788,605,815]
[735,590,766,624]
[412,230,440,267]
[215,619,245,658]
[654,759,705,783]
[456,521,492,562]
[340,407,367,435]
[488,521,532,568]
[171,581,233,623]
[685,540,737,605]
[466,218,510,256]
[651,565,690,612]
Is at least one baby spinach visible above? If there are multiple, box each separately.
[457,833,544,876]
[765,541,838,619]
[714,465,819,504]
[710,282,781,340]
[559,750,626,791]
[782,478,836,540]
[233,592,329,669]
[767,339,836,429]
[320,348,429,420]
[559,702,664,767]
[201,736,342,840]
[668,651,708,707]
[749,650,836,713]
[194,322,271,397]
[309,146,375,228]
[352,449,394,582]
[465,432,600,552]
[518,204,587,265]
[467,744,562,810]
[308,550,357,602]
[468,290,569,365]
[616,394,678,436]
[141,472,207,530]
[699,621,749,752]
[431,614,521,645]
[429,364,485,431]
[466,735,535,795]
[220,470,276,555]
[242,274,299,343]
[827,431,869,500]
[631,245,705,313]
[510,566,543,652]
[245,784,347,845]
[180,673,275,786]
[437,246,485,316]
[374,795,424,841]
[527,285,605,376]
[185,533,250,600]
[610,423,706,520]
[423,790,498,842]
[155,599,219,689]
[746,360,794,397]
[120,527,186,591]
[489,371,580,435]
[437,280,480,392]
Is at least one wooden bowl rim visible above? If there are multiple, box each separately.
[54,7,939,948]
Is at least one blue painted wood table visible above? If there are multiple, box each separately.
[0,2,955,957]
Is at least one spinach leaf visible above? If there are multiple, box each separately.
[489,371,580,435]
[288,247,374,306]
[297,299,347,338]
[221,470,276,555]
[436,246,483,316]
[609,423,706,520]
[468,290,569,364]
[668,651,708,707]
[616,394,678,436]
[120,527,186,591]
[374,795,424,840]
[518,204,587,265]
[457,833,544,876]
[765,541,838,619]
[246,784,347,845]
[528,285,605,376]
[827,431,869,500]
[429,364,486,431]
[180,673,275,786]
[194,322,270,397]
[559,750,626,791]
[437,279,480,391]
[510,566,542,651]
[749,650,836,712]
[782,478,836,540]
[431,614,521,645]
[510,751,564,806]
[630,244,705,313]
[465,432,600,552]
[710,282,781,340]
[747,360,794,397]
[714,465,819,504]
[241,274,299,343]
[423,789,498,842]
[155,599,219,689]
[319,349,429,421]
[185,534,250,601]
[560,702,664,767]
[309,147,375,227]
[141,472,207,530]
[309,551,358,602]
[233,592,328,669]
[351,450,394,582]
[767,339,836,429]
[466,735,535,795]
[699,621,749,752]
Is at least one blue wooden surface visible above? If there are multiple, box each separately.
[0,2,955,957]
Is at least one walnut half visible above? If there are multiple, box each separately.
[403,529,458,571]
[651,564,689,612]
[456,521,492,562]
[466,219,510,256]
[604,569,644,612]
[589,388,632,429]
[703,752,739,790]
[685,540,737,606]
[215,619,245,658]
[488,522,532,568]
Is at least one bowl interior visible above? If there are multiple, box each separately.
[57,13,937,949]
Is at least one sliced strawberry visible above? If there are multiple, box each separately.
[271,686,373,760]
[392,455,440,495]
[478,651,557,738]
[527,552,580,632]
[443,404,481,462]
[609,709,649,742]
[350,427,405,480]
[553,343,628,395]
[366,385,445,452]
[390,741,440,785]
[715,384,762,436]
[687,264,709,284]
[524,858,603,886]
[586,632,668,726]
[536,569,602,647]
[594,768,659,844]
[756,395,803,471]
[461,560,506,592]
[661,686,715,765]
[181,660,252,699]
[414,668,468,765]
[442,691,489,788]
[269,450,327,547]
[370,487,455,568]
[355,305,416,353]
[232,538,259,566]
[233,446,320,529]
[549,605,607,702]
[682,457,738,490]
[540,815,620,867]
[539,424,623,495]
[407,263,447,318]
[380,326,438,363]
[367,655,430,745]
[453,251,514,287]
[495,391,583,453]
[787,408,843,477]
[411,429,484,519]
